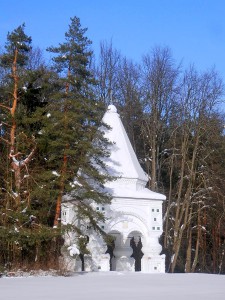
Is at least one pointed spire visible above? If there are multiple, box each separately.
[102,105,148,186]
[107,104,117,113]
[102,105,166,200]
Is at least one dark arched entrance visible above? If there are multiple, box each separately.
[105,231,121,271]
[129,233,144,271]
[105,238,115,271]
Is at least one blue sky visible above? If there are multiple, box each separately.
[1,0,225,95]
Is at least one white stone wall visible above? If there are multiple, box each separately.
[61,196,165,273]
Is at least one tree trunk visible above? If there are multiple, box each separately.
[191,208,201,272]
[53,152,67,227]
[53,72,70,228]
[185,206,193,273]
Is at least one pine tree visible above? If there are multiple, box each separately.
[0,25,63,271]
[42,16,111,234]
[0,24,33,211]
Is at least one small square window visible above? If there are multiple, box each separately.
[152,209,154,212]
[154,218,157,221]
[101,225,104,229]
[152,227,155,230]
[96,207,99,211]
[157,209,160,212]
[157,227,160,230]
[154,266,157,270]
[102,207,105,211]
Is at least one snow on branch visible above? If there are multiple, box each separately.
[9,141,36,168]
[192,187,213,198]
[67,244,80,256]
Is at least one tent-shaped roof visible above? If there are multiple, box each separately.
[102,104,148,183]
[102,105,166,201]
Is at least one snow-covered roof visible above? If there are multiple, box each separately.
[102,105,148,182]
[102,105,166,201]
[105,185,166,200]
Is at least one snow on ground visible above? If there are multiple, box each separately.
[1,272,225,300]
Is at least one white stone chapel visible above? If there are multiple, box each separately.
[62,105,166,273]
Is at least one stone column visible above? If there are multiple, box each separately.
[113,234,134,271]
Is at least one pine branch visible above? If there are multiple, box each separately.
[0,103,11,111]
[0,136,10,144]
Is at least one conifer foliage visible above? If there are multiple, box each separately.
[0,24,33,209]
[0,18,111,272]
[44,16,111,229]
[0,24,61,271]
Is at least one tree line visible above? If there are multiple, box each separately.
[0,16,225,274]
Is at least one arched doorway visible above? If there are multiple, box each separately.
[128,231,144,272]
[105,230,121,271]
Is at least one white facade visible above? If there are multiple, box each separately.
[62,105,166,273]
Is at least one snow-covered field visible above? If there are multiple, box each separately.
[2,272,225,300]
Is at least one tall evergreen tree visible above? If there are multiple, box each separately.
[0,23,33,210]
[43,17,111,234]
[0,25,63,271]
